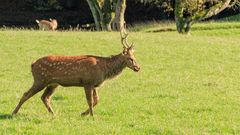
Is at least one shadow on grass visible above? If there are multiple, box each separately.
[0,113,13,120]
[52,95,67,101]
[146,28,176,33]
[146,24,240,33]
[191,25,240,31]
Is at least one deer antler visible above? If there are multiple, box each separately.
[120,25,131,48]
[123,28,134,47]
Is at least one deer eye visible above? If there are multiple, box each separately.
[128,58,133,63]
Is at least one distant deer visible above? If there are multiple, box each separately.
[36,18,58,31]
[12,29,140,116]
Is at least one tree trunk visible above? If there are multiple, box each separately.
[86,0,101,30]
[86,0,126,31]
[202,0,232,20]
[102,0,114,31]
[112,0,126,31]
[175,0,233,34]
[175,0,185,33]
[193,0,232,21]
[93,0,104,30]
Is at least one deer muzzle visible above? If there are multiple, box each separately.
[133,65,140,72]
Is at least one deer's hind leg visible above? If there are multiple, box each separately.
[41,84,58,114]
[12,82,46,115]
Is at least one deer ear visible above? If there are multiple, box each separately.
[131,44,134,48]
[129,45,135,52]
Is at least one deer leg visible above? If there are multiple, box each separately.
[12,82,46,115]
[81,89,99,116]
[41,84,58,114]
[81,86,94,116]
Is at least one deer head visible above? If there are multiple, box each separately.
[49,18,58,27]
[120,28,140,72]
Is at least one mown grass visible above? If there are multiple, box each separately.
[0,22,240,134]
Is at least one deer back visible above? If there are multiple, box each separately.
[36,19,57,30]
[31,55,108,87]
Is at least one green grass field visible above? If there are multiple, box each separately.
[0,22,240,134]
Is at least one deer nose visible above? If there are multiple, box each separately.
[134,66,140,72]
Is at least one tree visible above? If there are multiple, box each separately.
[175,0,240,34]
[138,0,174,15]
[111,0,126,30]
[26,0,62,11]
[86,0,126,31]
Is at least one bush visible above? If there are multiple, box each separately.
[26,0,62,11]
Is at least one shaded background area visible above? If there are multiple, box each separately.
[0,0,239,28]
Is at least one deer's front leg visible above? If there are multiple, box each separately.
[82,86,94,116]
[81,89,99,116]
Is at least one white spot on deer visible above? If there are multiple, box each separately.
[67,63,72,66]
[43,61,47,64]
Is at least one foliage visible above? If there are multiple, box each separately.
[138,0,239,34]
[174,0,240,34]
[26,0,62,11]
[139,0,174,13]
[0,22,240,134]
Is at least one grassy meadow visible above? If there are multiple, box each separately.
[0,21,240,134]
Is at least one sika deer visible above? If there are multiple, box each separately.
[36,18,58,31]
[12,29,140,116]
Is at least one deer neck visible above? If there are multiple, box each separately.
[104,53,126,79]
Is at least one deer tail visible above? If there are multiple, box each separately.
[36,20,40,24]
